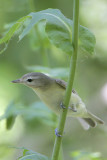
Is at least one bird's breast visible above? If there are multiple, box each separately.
[33,86,64,114]
[33,87,87,117]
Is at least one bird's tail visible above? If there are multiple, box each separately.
[83,117,96,127]
[87,111,104,125]
[78,111,104,130]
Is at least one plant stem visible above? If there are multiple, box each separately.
[51,0,79,160]
[59,145,64,160]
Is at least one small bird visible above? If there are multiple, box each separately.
[12,72,104,130]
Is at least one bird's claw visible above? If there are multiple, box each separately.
[55,128,62,137]
[68,104,77,112]
[60,102,66,109]
[60,102,77,112]
[70,108,77,112]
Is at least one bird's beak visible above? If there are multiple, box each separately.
[11,79,21,83]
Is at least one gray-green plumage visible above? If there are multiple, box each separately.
[12,72,104,129]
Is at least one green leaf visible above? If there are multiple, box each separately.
[19,9,73,55]
[0,101,57,129]
[0,101,23,129]
[18,149,49,160]
[18,154,48,160]
[0,9,96,55]
[0,16,31,54]
[22,102,57,127]
[20,9,95,54]
[0,101,22,121]
[29,21,50,51]
[27,65,69,79]
[79,26,96,54]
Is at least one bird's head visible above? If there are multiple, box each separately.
[12,72,53,88]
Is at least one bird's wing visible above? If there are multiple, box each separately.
[55,79,78,95]
[55,79,67,89]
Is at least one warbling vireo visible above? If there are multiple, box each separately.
[12,72,104,129]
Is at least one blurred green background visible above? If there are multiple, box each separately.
[0,0,107,160]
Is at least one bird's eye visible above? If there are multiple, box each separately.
[27,79,33,82]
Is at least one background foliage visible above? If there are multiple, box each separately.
[0,0,107,160]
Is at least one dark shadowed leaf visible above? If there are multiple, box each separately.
[6,115,16,130]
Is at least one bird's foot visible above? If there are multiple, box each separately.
[60,102,66,109]
[55,128,62,137]
[60,102,77,112]
[68,104,77,112]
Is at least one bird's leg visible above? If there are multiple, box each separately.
[68,103,77,112]
[55,128,62,137]
[60,102,77,112]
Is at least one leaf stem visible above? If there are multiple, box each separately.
[51,0,79,160]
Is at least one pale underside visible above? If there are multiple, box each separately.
[33,79,88,118]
